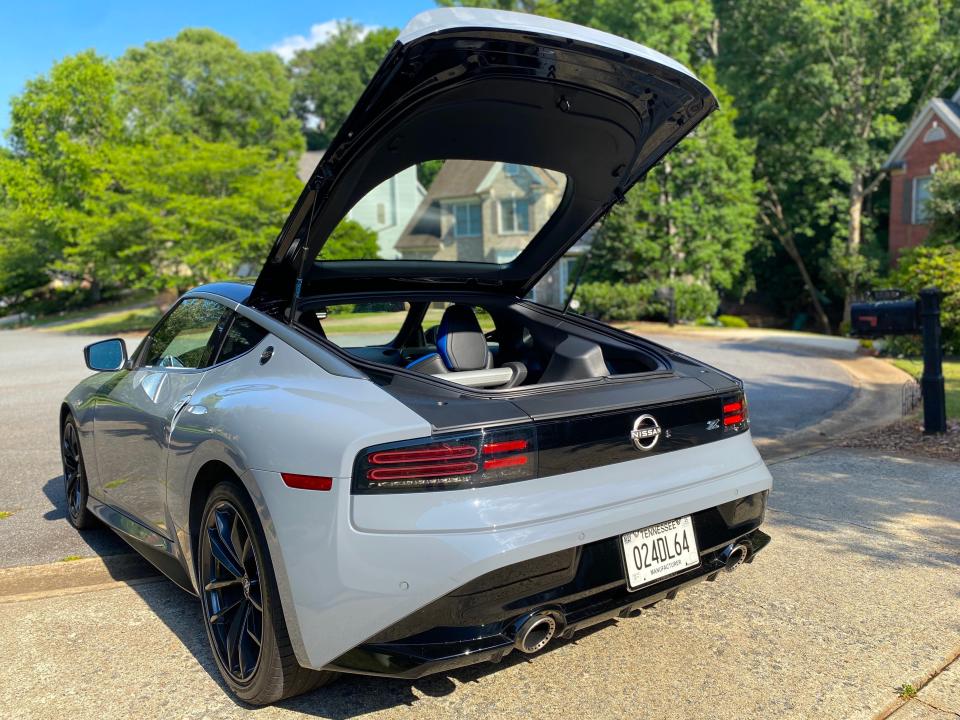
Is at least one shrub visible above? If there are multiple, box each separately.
[717,314,749,328]
[575,281,719,322]
[889,246,960,355]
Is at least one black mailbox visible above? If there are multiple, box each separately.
[850,292,919,338]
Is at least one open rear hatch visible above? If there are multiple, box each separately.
[250,7,717,313]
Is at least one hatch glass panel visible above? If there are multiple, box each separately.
[319,160,568,263]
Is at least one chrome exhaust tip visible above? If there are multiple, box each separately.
[721,542,749,572]
[514,611,562,654]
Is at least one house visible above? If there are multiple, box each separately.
[297,151,426,259]
[395,160,583,307]
[884,87,960,261]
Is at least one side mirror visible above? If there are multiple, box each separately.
[84,338,128,372]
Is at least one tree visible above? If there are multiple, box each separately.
[288,24,398,148]
[65,135,302,293]
[0,51,121,298]
[319,219,379,261]
[717,0,960,330]
[928,154,960,245]
[116,29,302,155]
[586,67,758,296]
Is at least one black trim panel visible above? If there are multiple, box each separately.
[326,492,769,678]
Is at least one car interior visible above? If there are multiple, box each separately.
[295,299,661,389]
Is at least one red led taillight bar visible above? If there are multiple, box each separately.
[355,427,536,493]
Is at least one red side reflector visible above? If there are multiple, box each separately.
[482,439,528,455]
[281,473,333,491]
[722,402,742,415]
[483,455,528,470]
[368,445,477,465]
[723,414,744,426]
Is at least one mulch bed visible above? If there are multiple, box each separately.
[838,417,960,462]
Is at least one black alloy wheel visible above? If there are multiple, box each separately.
[198,482,335,704]
[201,499,264,683]
[61,417,96,529]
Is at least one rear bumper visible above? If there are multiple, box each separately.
[327,498,770,678]
[250,431,773,671]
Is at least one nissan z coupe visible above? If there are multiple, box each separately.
[61,8,772,705]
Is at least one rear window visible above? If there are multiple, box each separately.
[319,160,568,263]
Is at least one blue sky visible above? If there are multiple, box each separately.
[0,0,434,138]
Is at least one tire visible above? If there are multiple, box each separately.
[61,415,97,530]
[197,481,336,704]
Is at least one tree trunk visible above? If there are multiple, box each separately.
[760,187,832,335]
[780,233,832,335]
[843,174,864,326]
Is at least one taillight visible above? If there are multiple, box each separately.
[354,426,537,493]
[722,391,749,432]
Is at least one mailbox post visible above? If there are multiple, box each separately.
[919,288,947,435]
[850,287,947,434]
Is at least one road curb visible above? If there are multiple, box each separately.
[0,553,161,602]
[755,354,913,464]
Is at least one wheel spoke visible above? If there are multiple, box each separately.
[204,577,242,592]
[209,597,242,624]
[225,599,247,675]
[206,526,244,578]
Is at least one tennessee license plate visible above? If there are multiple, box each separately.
[620,516,699,591]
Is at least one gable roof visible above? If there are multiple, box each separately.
[885,94,960,167]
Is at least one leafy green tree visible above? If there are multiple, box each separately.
[288,24,398,148]
[586,67,758,296]
[320,219,380,261]
[66,135,302,293]
[0,51,121,298]
[116,29,302,155]
[717,0,960,330]
[928,154,960,245]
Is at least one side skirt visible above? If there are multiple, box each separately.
[88,496,197,596]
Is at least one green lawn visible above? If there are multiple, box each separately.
[41,306,162,335]
[891,358,960,417]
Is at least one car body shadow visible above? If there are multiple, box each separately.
[122,573,616,718]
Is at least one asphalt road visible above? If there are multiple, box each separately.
[0,328,854,569]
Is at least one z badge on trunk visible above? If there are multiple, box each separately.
[621,516,699,591]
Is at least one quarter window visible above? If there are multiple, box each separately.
[499,198,530,234]
[141,298,229,369]
[452,202,482,237]
[216,315,268,364]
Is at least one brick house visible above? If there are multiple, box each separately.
[884,87,960,261]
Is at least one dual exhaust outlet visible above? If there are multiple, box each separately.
[513,541,750,655]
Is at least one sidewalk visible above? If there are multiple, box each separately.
[2,447,958,720]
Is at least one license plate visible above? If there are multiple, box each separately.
[620,516,699,591]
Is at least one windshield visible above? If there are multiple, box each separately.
[318,160,568,263]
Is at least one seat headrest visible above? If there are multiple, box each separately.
[437,305,489,371]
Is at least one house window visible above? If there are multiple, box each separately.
[913,176,933,224]
[376,203,386,224]
[499,198,530,234]
[452,202,482,237]
[924,123,946,143]
[503,163,520,176]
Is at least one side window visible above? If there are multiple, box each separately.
[141,298,229,370]
[217,315,268,364]
[311,302,411,348]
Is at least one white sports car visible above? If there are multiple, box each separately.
[62,8,772,705]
